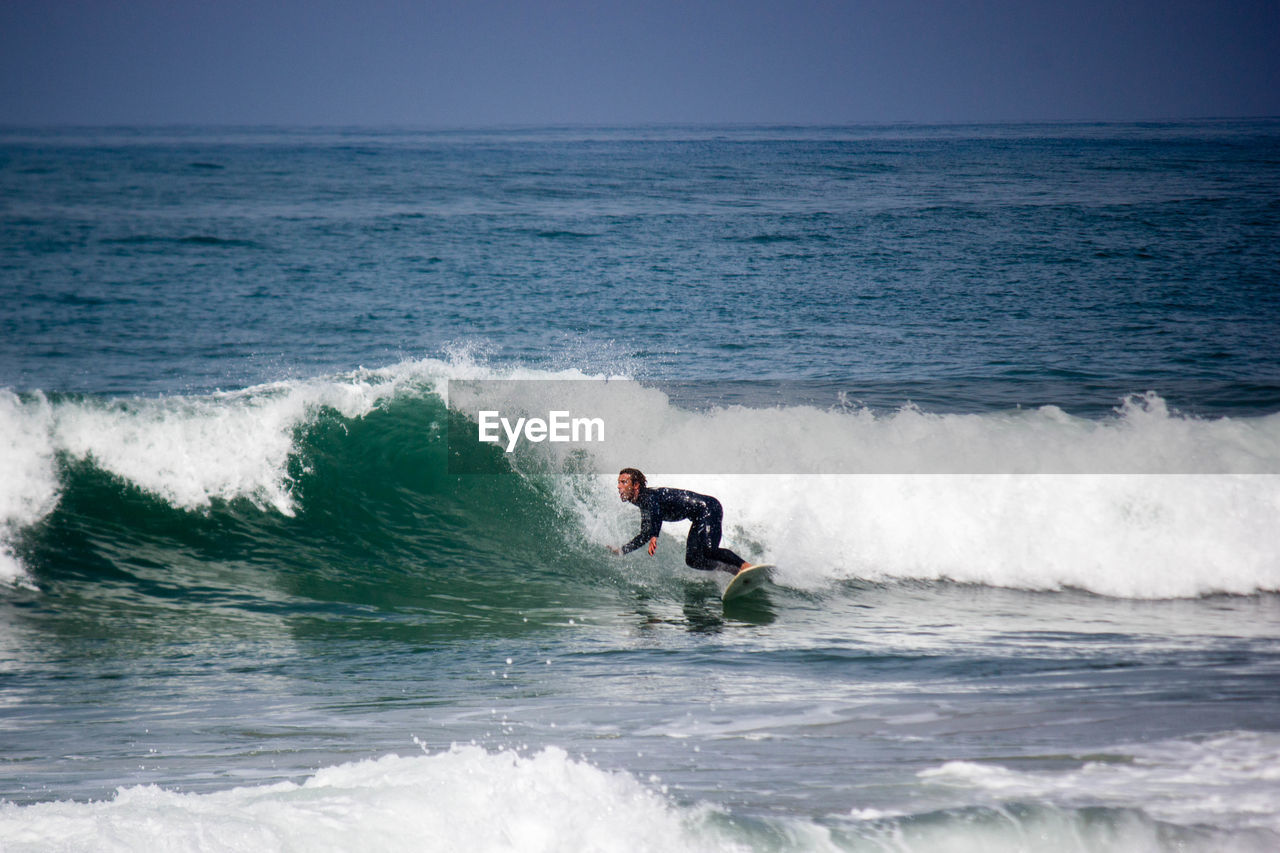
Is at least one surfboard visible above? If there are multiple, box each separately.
[722,563,774,602]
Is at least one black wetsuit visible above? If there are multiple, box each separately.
[622,487,746,572]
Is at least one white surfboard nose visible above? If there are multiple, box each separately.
[722,563,775,602]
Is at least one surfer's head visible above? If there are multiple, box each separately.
[617,468,646,503]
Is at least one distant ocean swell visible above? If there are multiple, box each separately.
[2,356,1278,600]
[4,733,1278,853]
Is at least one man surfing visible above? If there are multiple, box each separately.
[608,468,753,575]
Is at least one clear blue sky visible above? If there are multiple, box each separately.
[2,0,1277,126]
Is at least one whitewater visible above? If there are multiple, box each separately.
[4,357,1278,597]
[6,734,1280,853]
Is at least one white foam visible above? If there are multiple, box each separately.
[920,731,1280,835]
[691,471,1278,598]
[3,742,1274,853]
[536,388,1280,476]
[0,391,60,586]
[0,746,740,853]
[558,387,1280,598]
[35,355,612,519]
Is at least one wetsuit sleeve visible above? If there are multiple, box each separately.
[621,494,662,554]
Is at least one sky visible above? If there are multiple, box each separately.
[1,0,1277,126]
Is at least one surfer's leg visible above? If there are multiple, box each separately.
[686,507,746,574]
[684,520,717,571]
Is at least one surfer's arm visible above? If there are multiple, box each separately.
[620,530,658,554]
[620,503,661,555]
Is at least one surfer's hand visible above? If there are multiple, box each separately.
[607,545,621,555]
[647,537,658,556]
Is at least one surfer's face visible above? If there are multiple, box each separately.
[617,473,640,503]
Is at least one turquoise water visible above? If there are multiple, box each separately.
[2,122,1279,851]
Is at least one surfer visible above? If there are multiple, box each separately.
[609,468,752,575]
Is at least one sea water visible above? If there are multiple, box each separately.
[1,122,1279,851]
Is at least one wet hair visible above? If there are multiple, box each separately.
[618,468,646,490]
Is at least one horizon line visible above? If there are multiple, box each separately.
[2,115,1278,133]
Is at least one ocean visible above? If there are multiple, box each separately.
[1,121,1279,852]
